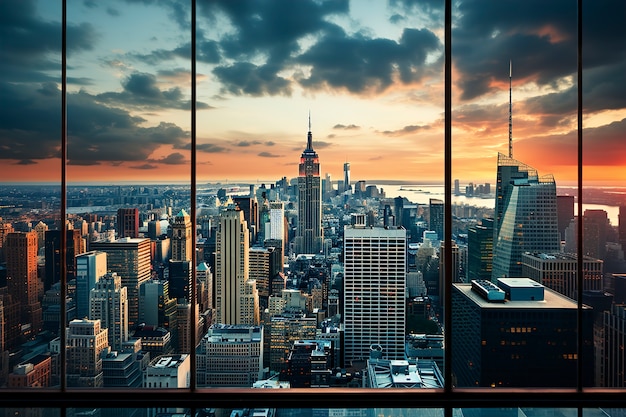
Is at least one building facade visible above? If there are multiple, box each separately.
[343,217,407,364]
[89,272,129,351]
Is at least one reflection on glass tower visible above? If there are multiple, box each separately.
[492,153,559,279]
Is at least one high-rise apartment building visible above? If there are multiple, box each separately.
[492,153,559,279]
[116,208,139,239]
[75,251,108,320]
[452,278,593,387]
[89,272,128,351]
[344,216,406,364]
[295,117,323,255]
[215,207,259,325]
[6,231,42,337]
[196,324,263,387]
[66,318,109,387]
[90,238,152,329]
[521,252,603,300]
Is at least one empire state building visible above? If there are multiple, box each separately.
[295,116,323,255]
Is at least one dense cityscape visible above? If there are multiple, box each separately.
[1,119,626,405]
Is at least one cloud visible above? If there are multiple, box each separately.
[130,39,221,65]
[96,72,211,110]
[265,141,275,146]
[130,163,157,170]
[213,62,292,97]
[333,124,360,130]
[382,125,431,136]
[16,159,37,165]
[234,140,261,147]
[155,152,187,165]
[258,151,282,158]
[312,141,332,149]
[196,143,229,153]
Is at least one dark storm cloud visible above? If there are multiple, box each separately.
[333,124,360,130]
[382,125,431,136]
[297,27,441,93]
[131,39,221,65]
[452,0,626,105]
[213,62,291,96]
[0,0,96,83]
[96,72,211,110]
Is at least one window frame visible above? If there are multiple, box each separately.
[1,0,625,413]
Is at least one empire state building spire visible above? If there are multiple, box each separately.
[296,113,323,255]
[307,111,313,151]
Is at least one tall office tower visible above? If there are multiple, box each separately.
[33,221,48,250]
[216,207,259,325]
[467,218,494,282]
[429,198,444,242]
[89,272,128,351]
[196,324,263,387]
[557,195,575,241]
[267,201,286,258]
[492,153,559,279]
[139,279,178,330]
[66,318,109,387]
[233,196,259,244]
[248,245,283,310]
[344,216,406,364]
[0,221,14,263]
[116,208,139,239]
[619,205,626,252]
[75,251,108,320]
[452,278,593,388]
[454,179,460,195]
[269,314,317,374]
[439,241,459,299]
[168,258,192,302]
[196,262,213,313]
[343,162,351,194]
[6,231,42,336]
[176,301,199,354]
[521,252,603,301]
[171,209,192,262]
[602,304,626,387]
[90,238,152,329]
[44,229,84,291]
[583,209,609,260]
[295,117,323,255]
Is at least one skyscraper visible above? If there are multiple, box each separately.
[295,115,323,255]
[429,198,444,242]
[89,272,128,351]
[343,162,351,194]
[90,238,152,329]
[171,209,192,262]
[116,208,139,239]
[66,318,109,387]
[215,207,259,325]
[44,229,84,291]
[492,153,559,279]
[467,218,494,282]
[75,251,108,320]
[344,215,406,364]
[6,231,42,337]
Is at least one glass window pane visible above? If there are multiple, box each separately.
[66,1,192,389]
[0,0,62,389]
[451,0,580,388]
[195,0,444,388]
[582,0,626,389]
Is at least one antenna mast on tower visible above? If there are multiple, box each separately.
[508,60,513,158]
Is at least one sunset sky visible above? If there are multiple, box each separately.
[1,0,624,185]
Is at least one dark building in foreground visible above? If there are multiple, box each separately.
[452,278,593,388]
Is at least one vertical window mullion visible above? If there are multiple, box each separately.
[444,0,453,396]
[61,0,68,394]
[190,0,198,392]
[576,0,584,393]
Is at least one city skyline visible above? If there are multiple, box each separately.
[1,0,625,185]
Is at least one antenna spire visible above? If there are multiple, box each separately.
[306,111,313,150]
[508,60,513,158]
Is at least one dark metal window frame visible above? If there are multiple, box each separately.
[1,0,625,412]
